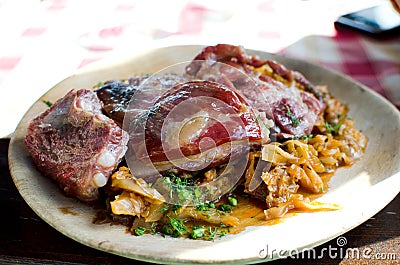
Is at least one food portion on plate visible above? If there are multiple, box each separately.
[25,89,129,201]
[24,44,367,240]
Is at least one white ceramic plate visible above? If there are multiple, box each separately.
[9,45,400,264]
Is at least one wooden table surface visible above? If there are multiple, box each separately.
[0,138,399,265]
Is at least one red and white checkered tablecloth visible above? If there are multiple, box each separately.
[281,32,400,108]
[0,0,398,137]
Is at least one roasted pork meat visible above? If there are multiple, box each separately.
[126,80,268,177]
[187,44,325,137]
[95,74,188,127]
[25,89,129,201]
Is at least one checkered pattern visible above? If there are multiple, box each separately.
[281,31,400,107]
[0,0,398,136]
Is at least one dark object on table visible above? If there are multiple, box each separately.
[335,2,400,38]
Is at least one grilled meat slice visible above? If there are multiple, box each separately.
[187,44,325,137]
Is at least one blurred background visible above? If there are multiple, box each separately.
[0,0,399,137]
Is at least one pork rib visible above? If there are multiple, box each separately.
[25,89,129,201]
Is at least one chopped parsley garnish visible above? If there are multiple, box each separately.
[163,172,206,206]
[194,187,201,198]
[163,224,174,236]
[194,224,230,241]
[148,214,232,240]
[291,118,300,127]
[195,203,208,211]
[166,216,188,237]
[228,197,238,206]
[149,222,157,233]
[134,226,146,236]
[158,204,169,213]
[302,134,313,140]
[42,100,53,107]
[191,226,206,239]
[218,204,232,213]
[172,204,182,214]
[325,121,342,134]
[196,202,216,211]
[207,227,218,240]
[95,81,104,88]
[285,105,301,127]
[164,173,190,202]
[295,134,314,141]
